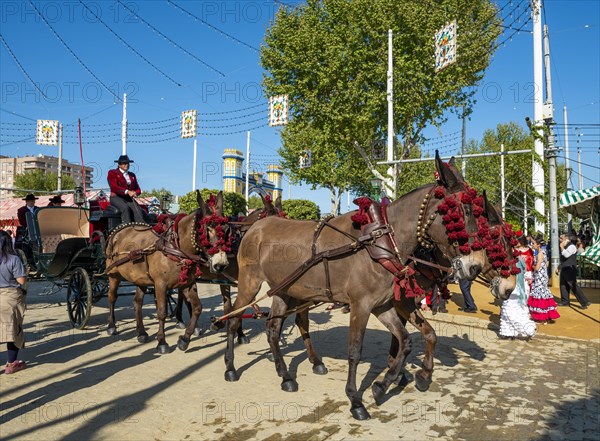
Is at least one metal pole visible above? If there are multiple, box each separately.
[386,29,396,199]
[245,131,250,210]
[57,123,63,192]
[543,23,560,285]
[462,104,467,178]
[577,139,583,191]
[501,143,505,218]
[524,189,528,235]
[192,138,197,191]
[563,105,572,229]
[122,93,127,155]
[532,0,545,235]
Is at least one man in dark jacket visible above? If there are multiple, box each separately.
[556,234,591,309]
[107,155,145,224]
[17,194,39,228]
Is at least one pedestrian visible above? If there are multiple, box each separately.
[0,230,28,374]
[556,233,591,309]
[576,239,585,255]
[107,154,145,224]
[430,284,449,314]
[459,279,477,313]
[17,194,39,228]
[47,195,65,207]
[499,242,536,339]
[528,235,560,323]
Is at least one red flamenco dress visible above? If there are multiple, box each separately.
[527,250,560,321]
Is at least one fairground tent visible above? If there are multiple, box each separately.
[559,185,600,267]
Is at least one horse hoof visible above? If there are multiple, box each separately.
[137,333,149,344]
[281,379,298,392]
[177,336,190,352]
[237,335,250,345]
[350,405,370,421]
[106,327,117,336]
[393,373,409,387]
[372,381,386,406]
[415,374,432,392]
[210,319,225,331]
[175,322,186,330]
[312,364,328,375]
[225,370,239,382]
[193,327,203,337]
[266,352,275,363]
[156,344,170,355]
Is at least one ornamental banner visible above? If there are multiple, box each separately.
[435,20,457,72]
[181,110,197,138]
[36,120,60,146]
[269,95,288,126]
[299,150,312,169]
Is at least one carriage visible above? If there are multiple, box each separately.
[15,198,174,330]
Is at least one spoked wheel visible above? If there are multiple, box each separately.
[67,268,93,329]
[91,278,108,303]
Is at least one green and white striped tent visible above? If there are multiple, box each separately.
[559,186,600,266]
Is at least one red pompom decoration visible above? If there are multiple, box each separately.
[500,270,511,278]
[434,187,446,199]
[459,244,471,254]
[437,203,449,214]
[510,266,521,275]
[446,197,458,208]
[471,240,484,251]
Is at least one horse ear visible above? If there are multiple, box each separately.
[215,191,224,214]
[275,196,283,212]
[261,193,274,211]
[196,190,210,216]
[489,202,503,224]
[448,156,456,167]
[435,150,461,190]
[482,190,502,224]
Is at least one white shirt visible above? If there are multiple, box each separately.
[561,244,577,259]
[120,168,131,186]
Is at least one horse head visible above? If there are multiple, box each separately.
[417,152,517,300]
[194,191,231,273]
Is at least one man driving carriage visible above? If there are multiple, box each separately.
[107,155,145,224]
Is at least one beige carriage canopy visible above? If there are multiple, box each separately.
[559,185,600,267]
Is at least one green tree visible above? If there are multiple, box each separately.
[282,199,321,220]
[247,195,264,210]
[261,0,500,209]
[140,187,173,199]
[179,189,247,217]
[14,170,75,197]
[462,121,567,233]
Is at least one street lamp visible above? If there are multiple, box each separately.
[73,186,85,206]
[370,177,382,201]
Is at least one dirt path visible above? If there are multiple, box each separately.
[1,281,598,440]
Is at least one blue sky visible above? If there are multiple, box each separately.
[1,0,598,214]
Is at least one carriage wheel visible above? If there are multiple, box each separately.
[67,268,93,329]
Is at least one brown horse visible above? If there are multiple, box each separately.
[104,191,231,354]
[263,158,519,403]
[174,193,286,344]
[224,154,493,420]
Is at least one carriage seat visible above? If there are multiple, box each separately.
[35,207,90,254]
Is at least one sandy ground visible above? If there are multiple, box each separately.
[1,281,598,441]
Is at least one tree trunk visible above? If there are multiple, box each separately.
[328,187,343,215]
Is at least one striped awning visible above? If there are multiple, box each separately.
[559,186,600,218]
[580,241,600,267]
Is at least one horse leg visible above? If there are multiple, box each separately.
[224,275,262,382]
[174,290,186,329]
[177,285,203,352]
[371,303,412,406]
[266,295,298,392]
[154,283,170,354]
[407,309,437,392]
[295,303,327,375]
[221,285,249,345]
[107,276,120,335]
[133,286,150,343]
[345,301,372,420]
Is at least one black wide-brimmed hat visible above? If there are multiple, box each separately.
[23,194,38,201]
[49,195,65,204]
[115,154,134,164]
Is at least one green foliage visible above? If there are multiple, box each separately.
[247,195,264,210]
[463,121,568,231]
[14,170,75,197]
[261,0,501,206]
[140,187,173,199]
[178,189,247,217]
[282,199,321,220]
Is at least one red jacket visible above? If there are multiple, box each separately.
[107,168,141,198]
[17,205,38,227]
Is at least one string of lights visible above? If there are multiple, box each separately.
[78,0,181,87]
[116,0,225,77]
[28,0,119,101]
[0,33,47,99]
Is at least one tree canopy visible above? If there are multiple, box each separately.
[282,199,321,220]
[179,189,247,217]
[13,170,75,197]
[261,0,501,211]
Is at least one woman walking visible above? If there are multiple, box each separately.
[0,230,28,374]
[528,236,560,323]
[499,235,536,339]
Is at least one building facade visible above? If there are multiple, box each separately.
[0,154,94,199]
[222,149,283,200]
